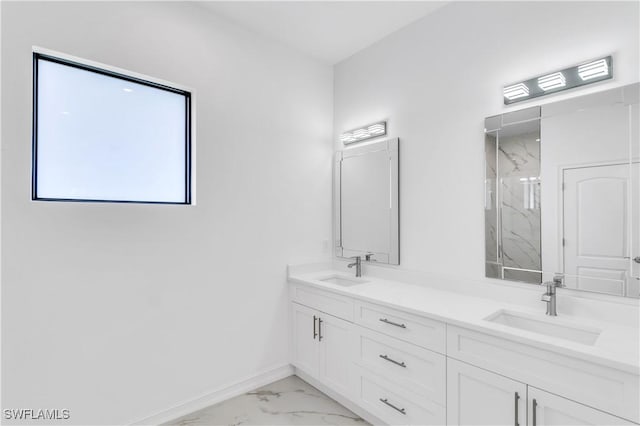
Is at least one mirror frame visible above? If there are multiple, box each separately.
[334,138,399,265]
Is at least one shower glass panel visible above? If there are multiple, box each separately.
[484,107,542,284]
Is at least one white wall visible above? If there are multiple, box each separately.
[334,1,639,281]
[1,2,332,424]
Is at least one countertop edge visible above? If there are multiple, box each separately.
[288,274,640,376]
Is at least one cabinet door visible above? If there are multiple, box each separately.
[528,387,634,426]
[318,313,354,398]
[447,358,526,426]
[292,303,319,378]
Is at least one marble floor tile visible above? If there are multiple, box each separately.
[166,375,369,426]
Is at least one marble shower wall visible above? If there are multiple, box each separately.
[485,128,542,284]
[499,131,542,283]
[484,133,500,279]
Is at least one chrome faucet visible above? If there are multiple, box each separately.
[541,275,564,316]
[348,256,362,277]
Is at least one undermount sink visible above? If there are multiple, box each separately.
[485,310,602,346]
[317,274,369,287]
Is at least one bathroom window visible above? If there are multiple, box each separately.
[32,51,192,204]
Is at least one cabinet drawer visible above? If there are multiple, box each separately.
[354,301,445,353]
[447,325,640,423]
[291,284,354,321]
[355,367,445,426]
[356,327,445,404]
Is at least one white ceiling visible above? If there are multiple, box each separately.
[198,1,448,64]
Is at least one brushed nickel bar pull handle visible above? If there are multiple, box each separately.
[379,354,406,368]
[318,318,323,341]
[379,318,406,328]
[379,398,406,415]
[532,398,537,426]
[514,392,519,426]
[313,315,317,340]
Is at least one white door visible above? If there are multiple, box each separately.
[291,303,319,378]
[631,161,640,290]
[318,314,354,398]
[447,358,526,426]
[528,387,633,425]
[631,103,640,285]
[563,163,639,297]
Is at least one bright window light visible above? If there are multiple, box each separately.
[33,52,192,204]
[538,72,566,91]
[578,59,609,80]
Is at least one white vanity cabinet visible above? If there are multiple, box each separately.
[447,325,640,423]
[289,281,640,426]
[317,311,354,398]
[355,325,446,404]
[528,387,634,426]
[291,285,448,425]
[447,359,634,426]
[447,358,527,426]
[291,302,354,398]
[355,365,446,425]
[352,304,447,425]
[354,300,446,353]
[292,303,320,377]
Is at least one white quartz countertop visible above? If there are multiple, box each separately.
[289,268,640,375]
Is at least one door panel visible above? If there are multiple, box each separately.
[528,387,634,425]
[563,163,639,296]
[291,303,319,378]
[631,102,639,284]
[631,159,640,294]
[447,358,526,426]
[318,314,354,398]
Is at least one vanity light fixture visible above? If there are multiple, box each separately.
[538,72,566,91]
[503,56,612,105]
[340,121,387,145]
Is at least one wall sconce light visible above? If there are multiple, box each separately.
[340,121,387,144]
[503,56,612,105]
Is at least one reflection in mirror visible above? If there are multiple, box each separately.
[541,83,640,298]
[485,107,542,284]
[485,83,640,298]
[335,138,399,265]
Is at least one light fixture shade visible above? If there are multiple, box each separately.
[503,56,612,105]
[368,123,385,135]
[339,134,356,143]
[578,59,609,80]
[340,121,387,145]
[538,72,566,91]
[504,83,530,100]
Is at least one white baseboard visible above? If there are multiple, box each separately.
[130,363,294,425]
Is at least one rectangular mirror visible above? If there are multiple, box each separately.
[335,138,399,265]
[485,83,640,298]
